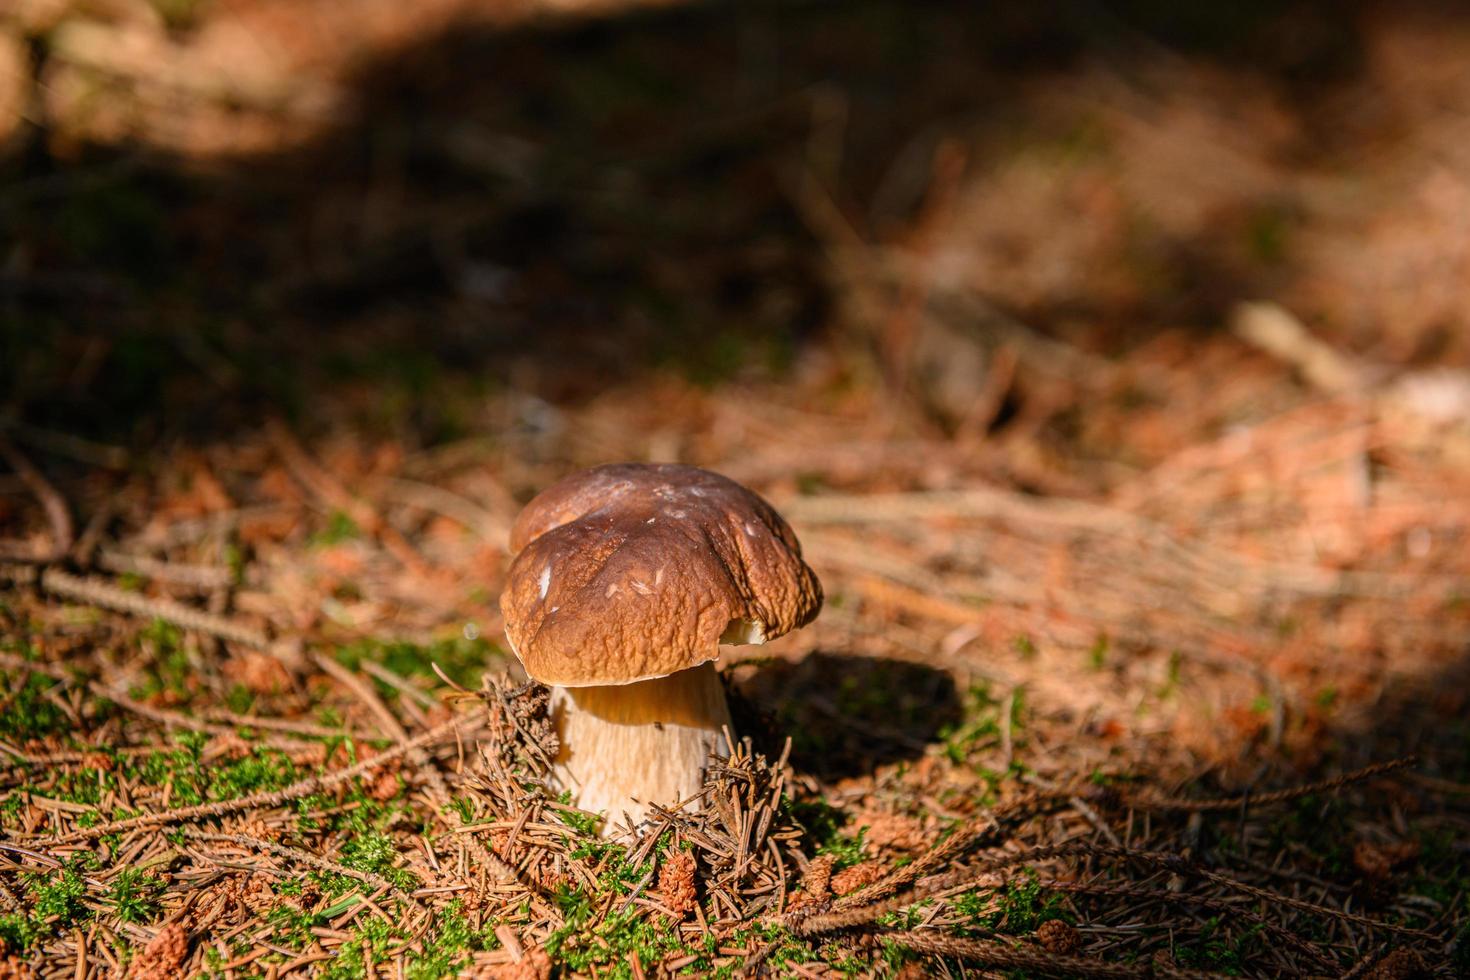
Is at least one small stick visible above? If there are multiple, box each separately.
[0,565,274,652]
[1124,757,1416,812]
[829,788,1067,911]
[180,830,420,906]
[34,707,487,844]
[884,931,1222,978]
[939,841,1438,940]
[93,551,237,590]
[0,650,369,744]
[266,419,430,576]
[0,434,73,560]
[1040,880,1334,971]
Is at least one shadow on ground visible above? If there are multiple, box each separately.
[1327,629,1469,754]
[2,0,1386,447]
[727,651,962,781]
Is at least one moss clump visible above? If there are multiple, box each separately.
[0,670,70,743]
[544,833,693,977]
[1173,917,1265,974]
[334,635,504,689]
[953,869,1071,936]
[107,868,164,924]
[1,857,99,949]
[402,901,500,979]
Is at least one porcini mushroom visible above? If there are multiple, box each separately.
[499,463,822,835]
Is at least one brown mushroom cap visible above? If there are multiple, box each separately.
[500,463,822,686]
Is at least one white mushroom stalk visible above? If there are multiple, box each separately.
[548,661,732,834]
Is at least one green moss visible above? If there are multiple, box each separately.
[28,865,88,925]
[937,683,1025,772]
[720,922,857,979]
[546,887,705,978]
[311,510,362,547]
[266,903,318,949]
[224,684,256,714]
[541,832,710,977]
[46,766,117,806]
[129,619,193,700]
[404,901,500,979]
[786,798,846,853]
[1408,827,1470,918]
[875,936,921,976]
[954,870,1070,936]
[876,900,928,931]
[340,830,418,891]
[212,750,299,798]
[1260,794,1351,878]
[334,635,503,690]
[1159,651,1183,700]
[0,912,42,951]
[553,794,604,838]
[125,736,301,810]
[0,671,70,742]
[320,914,404,980]
[816,827,868,872]
[446,795,477,825]
[4,856,100,947]
[1173,917,1263,974]
[1246,205,1292,265]
[107,868,164,924]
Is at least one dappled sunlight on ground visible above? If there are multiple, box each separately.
[2,0,1469,975]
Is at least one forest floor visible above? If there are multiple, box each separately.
[1,0,1468,976]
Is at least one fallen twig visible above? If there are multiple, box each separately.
[0,564,280,654]
[881,930,1222,978]
[0,435,73,561]
[1124,757,1416,812]
[180,830,421,907]
[30,707,488,844]
[266,419,431,576]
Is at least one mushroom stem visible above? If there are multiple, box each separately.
[548,661,732,836]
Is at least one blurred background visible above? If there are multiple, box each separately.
[2,0,1469,912]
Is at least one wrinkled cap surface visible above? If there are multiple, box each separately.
[500,463,823,686]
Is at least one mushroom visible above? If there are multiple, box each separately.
[499,463,822,835]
